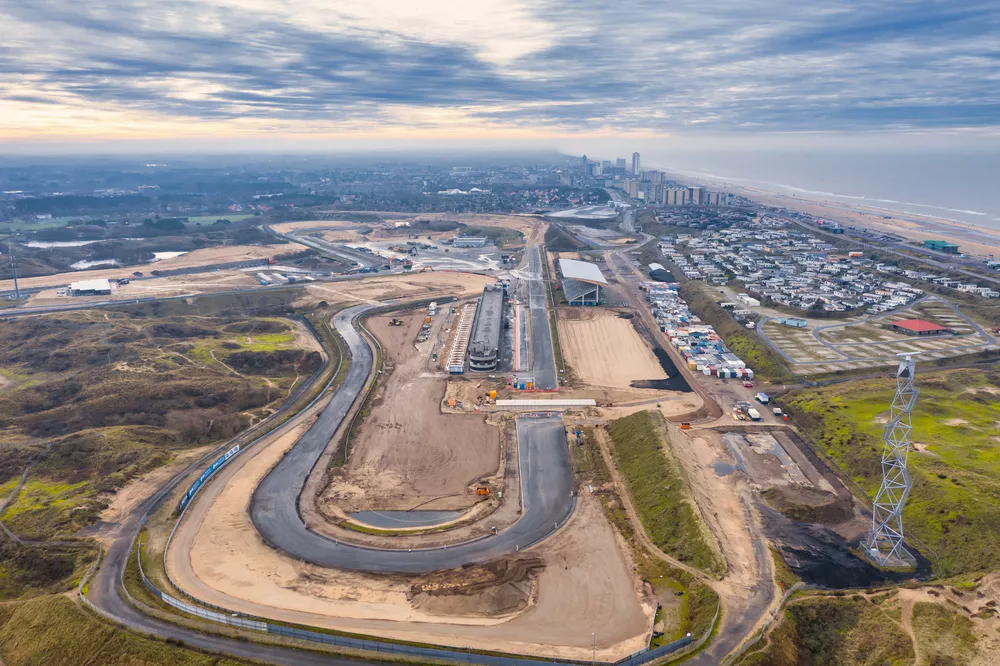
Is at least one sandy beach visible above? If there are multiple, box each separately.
[667,171,1000,259]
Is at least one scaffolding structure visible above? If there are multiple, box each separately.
[865,354,919,565]
[445,302,476,374]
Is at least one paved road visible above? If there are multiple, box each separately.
[86,468,367,666]
[524,244,558,390]
[250,303,574,573]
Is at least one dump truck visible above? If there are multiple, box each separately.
[389,318,404,326]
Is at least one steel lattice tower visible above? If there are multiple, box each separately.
[865,354,919,565]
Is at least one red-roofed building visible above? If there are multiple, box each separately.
[891,319,951,336]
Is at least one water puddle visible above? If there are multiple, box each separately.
[349,510,461,529]
[71,259,120,270]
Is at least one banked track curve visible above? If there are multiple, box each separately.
[249,303,576,574]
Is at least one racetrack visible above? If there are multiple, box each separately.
[525,244,558,391]
[249,295,576,574]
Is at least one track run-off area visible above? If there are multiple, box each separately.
[249,303,576,573]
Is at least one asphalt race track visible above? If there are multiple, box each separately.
[525,244,558,390]
[250,301,575,574]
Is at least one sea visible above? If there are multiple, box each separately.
[644,148,1000,230]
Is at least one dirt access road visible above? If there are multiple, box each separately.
[328,310,501,511]
[669,424,776,665]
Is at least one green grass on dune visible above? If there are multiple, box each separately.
[0,594,256,666]
[736,596,915,666]
[781,367,1000,576]
[606,411,725,577]
[911,601,980,663]
[0,310,316,547]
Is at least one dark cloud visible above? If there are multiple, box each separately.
[1,0,998,131]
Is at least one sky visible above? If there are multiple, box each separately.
[2,0,999,152]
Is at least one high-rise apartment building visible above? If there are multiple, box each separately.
[631,152,641,175]
[616,158,626,169]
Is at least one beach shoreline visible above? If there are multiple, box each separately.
[662,168,1000,258]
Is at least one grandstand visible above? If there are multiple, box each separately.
[558,258,607,306]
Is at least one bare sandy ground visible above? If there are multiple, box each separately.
[25,270,259,307]
[0,243,304,292]
[672,426,777,658]
[559,308,667,389]
[166,403,650,660]
[295,272,491,308]
[270,220,368,234]
[284,317,324,354]
[328,311,501,511]
[97,446,213,534]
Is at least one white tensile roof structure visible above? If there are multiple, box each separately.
[558,258,607,305]
[558,258,607,285]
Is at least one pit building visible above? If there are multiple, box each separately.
[468,283,504,371]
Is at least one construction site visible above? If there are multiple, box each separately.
[14,212,994,666]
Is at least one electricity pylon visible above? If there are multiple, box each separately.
[865,354,919,565]
[7,242,20,300]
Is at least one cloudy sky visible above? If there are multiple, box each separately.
[2,0,998,150]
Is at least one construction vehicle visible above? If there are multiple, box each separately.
[389,318,404,326]
[679,423,692,430]
[476,487,490,496]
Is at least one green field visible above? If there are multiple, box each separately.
[0,217,80,232]
[911,601,980,663]
[737,595,915,666]
[0,595,255,666]
[186,214,256,224]
[606,411,725,577]
[781,367,1000,576]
